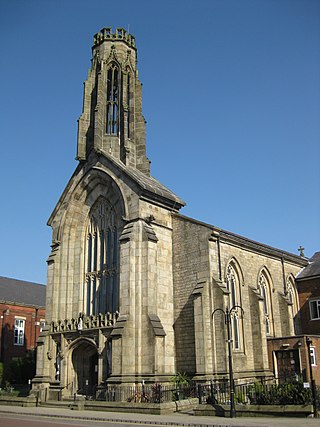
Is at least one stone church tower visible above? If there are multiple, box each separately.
[33,28,307,401]
[33,28,185,399]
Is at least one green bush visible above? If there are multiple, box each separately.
[3,350,35,385]
[247,382,313,405]
[170,371,191,386]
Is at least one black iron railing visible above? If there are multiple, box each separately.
[96,382,197,403]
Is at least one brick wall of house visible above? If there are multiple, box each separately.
[267,335,320,386]
[0,302,45,365]
[297,277,320,335]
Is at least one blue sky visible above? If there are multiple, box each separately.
[0,0,319,284]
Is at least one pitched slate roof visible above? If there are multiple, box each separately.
[99,150,186,210]
[0,276,46,308]
[125,165,186,209]
[296,252,320,280]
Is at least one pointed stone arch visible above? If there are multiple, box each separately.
[224,256,245,287]
[224,257,244,351]
[257,266,274,337]
[47,167,127,321]
[286,274,300,333]
[286,273,299,308]
[68,337,99,397]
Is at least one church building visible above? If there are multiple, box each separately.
[32,28,308,400]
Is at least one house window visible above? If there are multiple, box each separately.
[310,347,316,366]
[14,318,25,346]
[40,320,46,332]
[310,300,320,320]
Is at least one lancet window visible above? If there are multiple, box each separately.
[106,64,119,135]
[127,73,131,138]
[287,277,299,332]
[286,278,298,315]
[85,199,119,315]
[226,264,241,350]
[258,272,272,336]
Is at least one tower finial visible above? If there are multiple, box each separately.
[298,245,305,257]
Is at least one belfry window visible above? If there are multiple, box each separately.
[106,64,119,135]
[226,264,241,350]
[85,199,119,315]
[127,73,131,138]
[258,273,272,336]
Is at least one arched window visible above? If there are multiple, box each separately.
[287,277,299,333]
[226,264,241,350]
[286,278,298,315]
[258,272,273,336]
[85,199,119,315]
[106,64,119,135]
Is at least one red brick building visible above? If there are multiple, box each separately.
[0,277,46,368]
[267,252,320,386]
[267,335,320,385]
[296,252,320,335]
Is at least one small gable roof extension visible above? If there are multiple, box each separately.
[0,276,46,308]
[296,252,320,281]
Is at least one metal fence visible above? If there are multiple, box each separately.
[84,378,319,406]
[96,383,197,403]
[198,379,319,406]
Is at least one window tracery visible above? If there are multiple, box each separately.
[226,264,241,350]
[286,278,298,315]
[85,199,119,315]
[286,277,299,333]
[258,272,272,336]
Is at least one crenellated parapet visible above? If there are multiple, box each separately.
[50,312,119,333]
[93,28,136,49]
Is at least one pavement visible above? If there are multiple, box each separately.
[0,405,319,427]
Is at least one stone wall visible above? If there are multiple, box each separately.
[172,213,307,381]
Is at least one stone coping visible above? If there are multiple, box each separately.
[194,403,314,418]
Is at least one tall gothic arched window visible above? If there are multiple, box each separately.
[287,277,299,333]
[126,73,131,139]
[85,199,119,315]
[106,64,119,135]
[287,278,298,314]
[258,272,273,336]
[226,264,241,350]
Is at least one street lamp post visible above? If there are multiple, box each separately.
[306,336,318,418]
[212,305,244,418]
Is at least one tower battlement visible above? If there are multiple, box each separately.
[93,28,136,49]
